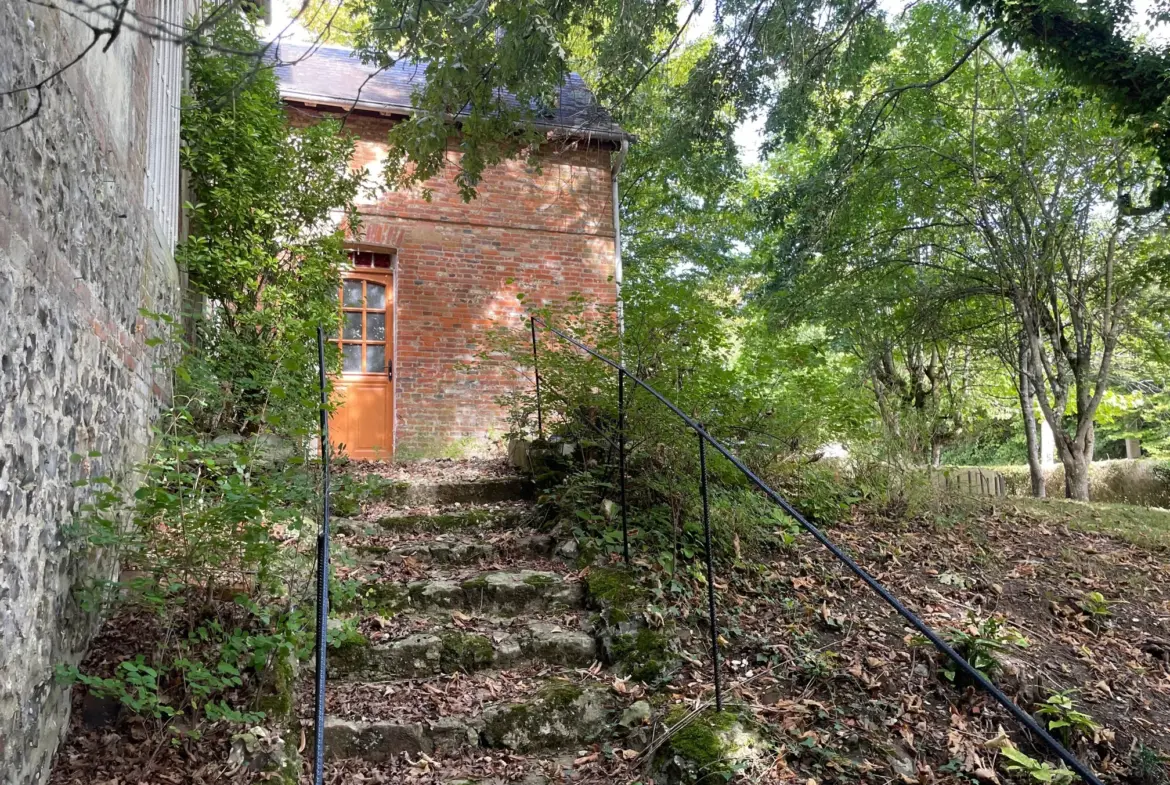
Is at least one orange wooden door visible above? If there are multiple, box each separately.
[330,264,394,460]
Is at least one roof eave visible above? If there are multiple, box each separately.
[279,89,632,145]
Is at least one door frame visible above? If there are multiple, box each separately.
[334,248,397,459]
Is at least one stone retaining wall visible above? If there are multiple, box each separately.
[0,3,181,781]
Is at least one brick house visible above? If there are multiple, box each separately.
[272,44,625,459]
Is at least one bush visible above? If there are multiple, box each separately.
[479,290,920,589]
[56,6,359,740]
[62,397,319,727]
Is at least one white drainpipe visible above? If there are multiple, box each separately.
[611,138,629,335]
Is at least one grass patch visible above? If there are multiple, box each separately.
[965,496,1170,551]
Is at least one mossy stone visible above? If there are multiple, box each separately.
[523,573,556,587]
[327,629,372,672]
[538,678,584,708]
[377,509,503,532]
[362,582,407,614]
[257,647,297,722]
[611,627,677,683]
[660,709,760,785]
[331,579,407,614]
[377,480,412,504]
[461,575,490,592]
[587,567,641,623]
[480,682,606,752]
[439,632,495,672]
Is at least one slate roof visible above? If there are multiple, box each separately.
[269,42,625,142]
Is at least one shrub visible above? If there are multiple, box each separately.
[56,5,359,738]
[1034,690,1101,745]
[919,614,1029,685]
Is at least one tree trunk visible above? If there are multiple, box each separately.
[1017,341,1045,498]
[1067,451,1090,500]
[931,440,943,469]
[1063,446,1091,501]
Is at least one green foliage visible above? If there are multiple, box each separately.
[663,708,751,785]
[1034,690,1101,745]
[960,0,1170,206]
[929,614,1029,684]
[1130,745,1169,785]
[1076,591,1113,623]
[999,746,1077,785]
[944,427,1029,467]
[610,627,677,684]
[62,417,317,727]
[759,5,1169,493]
[180,6,361,436]
[330,468,394,518]
[57,6,359,734]
[327,618,369,651]
[341,0,678,199]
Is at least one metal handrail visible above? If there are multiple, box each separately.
[313,327,333,785]
[528,315,1103,785]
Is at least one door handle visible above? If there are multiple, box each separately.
[386,360,393,380]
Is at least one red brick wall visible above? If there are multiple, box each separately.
[291,107,618,457]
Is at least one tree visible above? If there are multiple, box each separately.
[762,6,1168,498]
[180,8,363,434]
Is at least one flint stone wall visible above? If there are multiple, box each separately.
[0,1,180,781]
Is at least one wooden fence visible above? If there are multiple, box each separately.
[933,467,1008,498]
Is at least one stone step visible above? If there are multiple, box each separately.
[328,621,599,680]
[414,570,583,614]
[324,681,607,760]
[333,570,584,616]
[372,505,528,534]
[381,477,536,507]
[352,531,554,566]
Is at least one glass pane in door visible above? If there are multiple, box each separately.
[366,345,385,375]
[366,312,385,341]
[343,280,363,307]
[366,283,386,310]
[343,312,363,340]
[342,344,362,372]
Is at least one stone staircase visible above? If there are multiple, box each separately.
[317,464,622,778]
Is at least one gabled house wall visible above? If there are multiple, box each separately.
[290,106,619,457]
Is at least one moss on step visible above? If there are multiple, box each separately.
[538,678,584,708]
[439,632,495,672]
[523,573,556,588]
[331,579,407,614]
[353,544,391,556]
[327,626,372,673]
[375,480,412,505]
[587,567,642,623]
[461,575,490,592]
[256,646,298,722]
[377,510,501,532]
[611,627,676,683]
[480,680,605,752]
[661,708,760,785]
[365,583,408,614]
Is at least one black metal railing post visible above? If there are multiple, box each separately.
[312,327,332,785]
[697,430,722,711]
[618,368,630,565]
[530,316,543,439]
